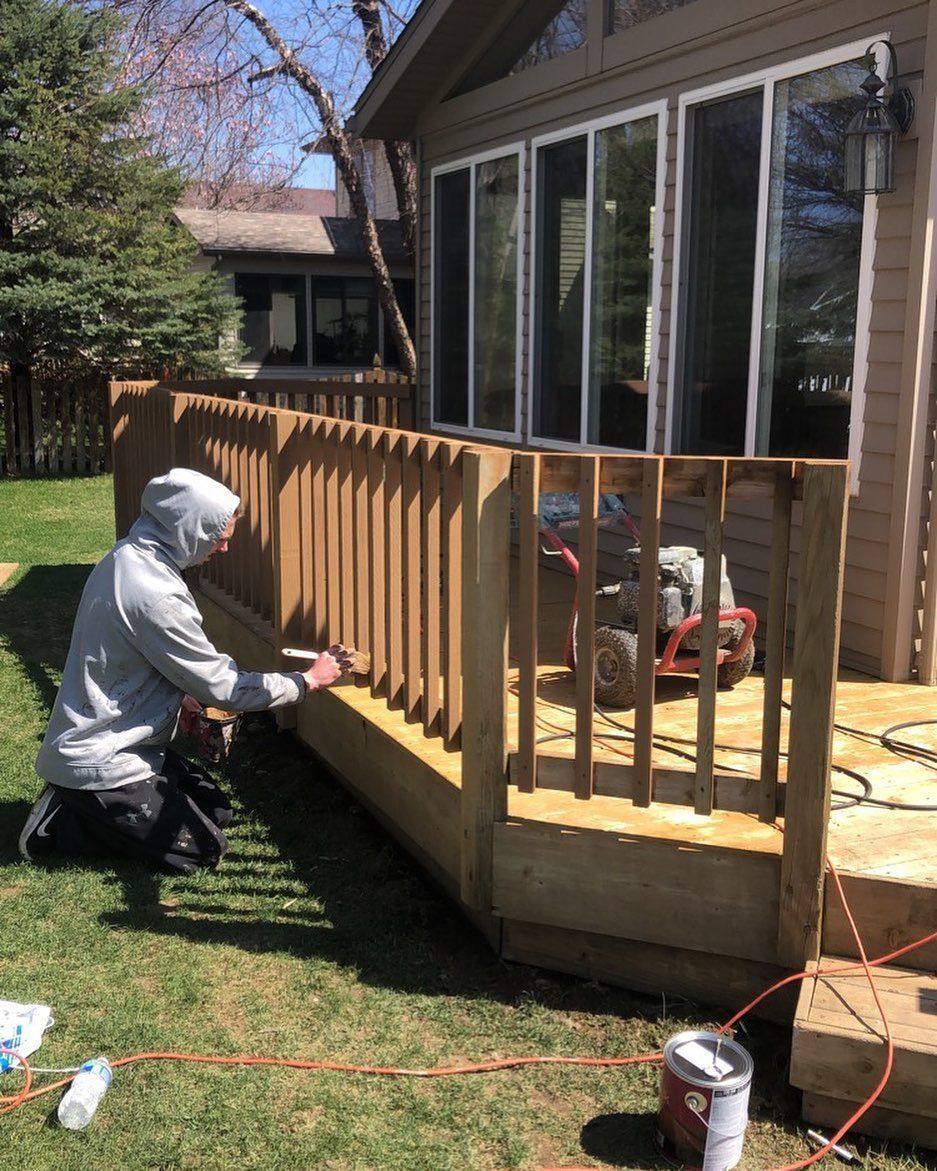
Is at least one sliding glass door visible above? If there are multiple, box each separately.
[533,106,663,449]
[432,149,521,436]
[675,53,868,458]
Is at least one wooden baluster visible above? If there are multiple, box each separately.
[269,413,303,710]
[384,431,404,706]
[247,406,263,615]
[517,453,540,793]
[352,425,371,658]
[633,458,663,807]
[575,457,600,800]
[108,383,129,537]
[760,463,794,822]
[323,420,341,644]
[460,448,512,912]
[310,419,328,645]
[778,462,849,969]
[695,459,727,815]
[442,445,463,750]
[338,423,355,646]
[257,405,273,622]
[421,439,442,736]
[297,418,314,647]
[402,433,422,721]
[367,427,387,696]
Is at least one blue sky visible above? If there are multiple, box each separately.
[239,0,420,191]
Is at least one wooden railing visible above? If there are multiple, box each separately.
[110,382,481,750]
[158,369,414,430]
[109,383,850,970]
[511,451,849,968]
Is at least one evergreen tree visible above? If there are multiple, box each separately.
[0,0,240,386]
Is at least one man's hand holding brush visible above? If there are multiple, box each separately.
[290,644,356,692]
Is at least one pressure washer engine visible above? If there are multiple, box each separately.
[593,545,757,709]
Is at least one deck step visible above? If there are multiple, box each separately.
[790,956,937,1150]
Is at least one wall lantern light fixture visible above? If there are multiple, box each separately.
[844,41,915,195]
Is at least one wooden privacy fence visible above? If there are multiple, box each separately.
[2,375,110,476]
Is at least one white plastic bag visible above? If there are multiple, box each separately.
[0,1000,52,1072]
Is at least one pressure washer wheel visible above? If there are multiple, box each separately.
[716,623,756,689]
[593,626,638,708]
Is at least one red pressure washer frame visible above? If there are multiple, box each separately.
[538,508,757,678]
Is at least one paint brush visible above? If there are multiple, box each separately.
[282,646,371,676]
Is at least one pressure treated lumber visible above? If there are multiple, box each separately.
[791,957,937,1146]
[759,464,793,821]
[778,463,849,969]
[460,448,512,912]
[695,459,726,813]
[492,817,781,963]
[574,457,599,799]
[633,459,663,807]
[516,453,540,793]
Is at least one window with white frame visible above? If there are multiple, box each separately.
[531,107,664,450]
[671,49,871,459]
[432,149,522,436]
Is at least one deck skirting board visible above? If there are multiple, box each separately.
[501,919,796,1025]
[295,694,463,894]
[492,818,781,965]
[800,1092,937,1150]
[822,873,937,971]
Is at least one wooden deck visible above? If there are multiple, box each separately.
[197,558,937,978]
[110,380,937,1148]
[507,564,937,889]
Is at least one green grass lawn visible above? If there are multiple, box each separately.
[0,474,932,1170]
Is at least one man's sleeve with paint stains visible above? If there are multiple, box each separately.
[134,591,305,710]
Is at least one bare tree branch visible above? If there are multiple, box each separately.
[220,0,415,377]
[351,0,416,259]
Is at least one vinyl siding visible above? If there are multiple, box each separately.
[415,0,933,676]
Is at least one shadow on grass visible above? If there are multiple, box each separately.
[95,718,665,1013]
[580,1112,661,1169]
[0,563,92,715]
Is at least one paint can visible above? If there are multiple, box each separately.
[657,1030,753,1171]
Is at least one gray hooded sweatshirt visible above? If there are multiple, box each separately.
[35,468,306,791]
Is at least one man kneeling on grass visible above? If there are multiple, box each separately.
[19,467,349,873]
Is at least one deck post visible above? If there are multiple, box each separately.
[269,411,302,729]
[460,447,513,913]
[778,462,849,969]
[108,381,131,539]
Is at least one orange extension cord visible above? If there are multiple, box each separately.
[2,863,934,1171]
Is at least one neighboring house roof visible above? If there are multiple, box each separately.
[180,184,337,216]
[173,208,409,264]
[350,0,533,140]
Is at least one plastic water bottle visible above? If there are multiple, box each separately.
[57,1057,112,1129]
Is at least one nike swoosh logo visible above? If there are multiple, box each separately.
[35,813,58,839]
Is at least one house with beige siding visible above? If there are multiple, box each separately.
[350,0,937,683]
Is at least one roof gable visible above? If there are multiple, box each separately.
[351,0,567,140]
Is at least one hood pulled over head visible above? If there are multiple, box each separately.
[132,468,240,569]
